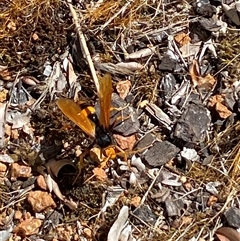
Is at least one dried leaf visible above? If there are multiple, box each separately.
[216,233,231,241]
[92,167,107,181]
[198,74,216,89]
[63,198,78,210]
[21,76,39,85]
[189,60,216,89]
[63,57,69,71]
[0,68,12,81]
[46,174,77,210]
[9,113,30,129]
[67,61,78,86]
[11,129,19,139]
[49,175,64,201]
[90,147,103,164]
[95,62,135,75]
[174,33,191,46]
[107,206,129,241]
[116,80,131,99]
[126,46,157,59]
[208,94,232,118]
[22,123,34,136]
[0,89,8,102]
[189,59,200,86]
[116,62,144,71]
[119,224,132,241]
[207,195,218,206]
[215,227,240,241]
[208,94,224,107]
[180,42,201,58]
[180,216,193,226]
[215,102,232,119]
[46,174,53,192]
[0,162,7,172]
[130,196,141,207]
[143,102,172,130]
[45,159,75,177]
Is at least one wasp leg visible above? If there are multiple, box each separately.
[72,149,89,185]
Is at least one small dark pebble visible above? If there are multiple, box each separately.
[224,207,240,228]
[144,141,180,167]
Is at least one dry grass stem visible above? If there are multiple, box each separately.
[67,0,100,92]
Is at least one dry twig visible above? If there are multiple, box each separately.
[67,0,100,92]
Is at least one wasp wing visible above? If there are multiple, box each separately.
[56,98,95,138]
[98,74,112,130]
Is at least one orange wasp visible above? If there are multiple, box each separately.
[56,74,120,173]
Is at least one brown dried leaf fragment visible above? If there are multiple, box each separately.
[5,123,11,137]
[207,195,218,206]
[215,102,232,119]
[90,147,103,164]
[0,68,12,81]
[0,89,8,102]
[180,216,193,226]
[116,80,131,100]
[11,129,19,140]
[130,196,141,207]
[189,60,216,89]
[14,210,22,220]
[215,227,240,241]
[92,167,107,181]
[208,94,225,107]
[21,76,39,86]
[198,73,216,89]
[189,59,200,86]
[174,33,191,46]
[208,94,232,119]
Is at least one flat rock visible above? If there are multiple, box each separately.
[173,102,211,143]
[224,207,240,228]
[27,191,56,212]
[133,205,157,225]
[13,218,42,236]
[144,141,180,167]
